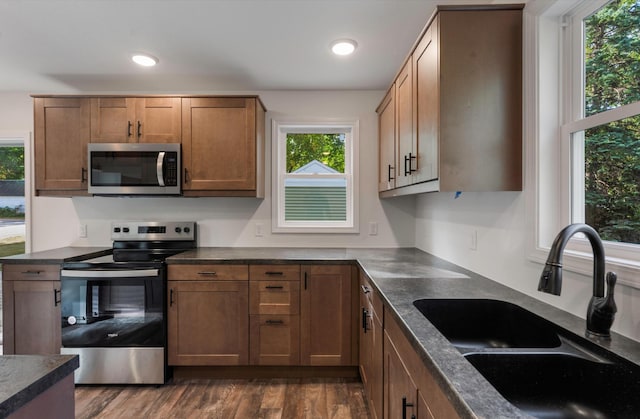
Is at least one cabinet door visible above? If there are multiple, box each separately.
[3,280,61,355]
[135,97,182,143]
[384,331,419,419]
[34,97,90,193]
[378,85,396,192]
[300,265,353,366]
[413,19,439,184]
[396,59,415,188]
[360,273,384,419]
[182,97,257,193]
[91,97,181,143]
[90,97,131,143]
[167,280,248,365]
[249,314,300,365]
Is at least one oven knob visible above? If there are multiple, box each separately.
[184,227,191,233]
[123,227,130,233]
[113,227,121,233]
[175,227,182,233]
[68,316,77,326]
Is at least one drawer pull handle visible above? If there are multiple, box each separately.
[198,271,217,276]
[265,319,284,325]
[169,289,175,307]
[265,271,284,276]
[54,289,61,306]
[265,285,284,290]
[402,397,415,419]
[22,270,43,275]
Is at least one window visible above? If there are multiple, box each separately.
[272,120,358,233]
[525,0,640,288]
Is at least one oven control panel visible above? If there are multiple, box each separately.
[111,221,196,241]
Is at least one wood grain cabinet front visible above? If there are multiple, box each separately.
[249,264,301,365]
[181,96,266,197]
[167,264,249,366]
[90,97,181,144]
[2,264,62,355]
[300,265,355,366]
[359,271,384,419]
[34,97,90,195]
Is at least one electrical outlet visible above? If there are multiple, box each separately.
[369,222,378,236]
[79,224,88,238]
[469,230,477,251]
[255,223,264,237]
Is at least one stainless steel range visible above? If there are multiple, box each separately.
[60,221,196,384]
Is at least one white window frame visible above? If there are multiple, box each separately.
[0,131,32,253]
[271,119,359,234]
[526,0,640,290]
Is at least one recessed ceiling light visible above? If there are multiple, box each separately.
[131,53,158,67]
[330,39,357,56]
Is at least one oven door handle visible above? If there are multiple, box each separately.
[60,269,160,278]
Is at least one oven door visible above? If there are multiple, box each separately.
[60,267,167,384]
[60,267,164,347]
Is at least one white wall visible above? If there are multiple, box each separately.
[0,91,415,250]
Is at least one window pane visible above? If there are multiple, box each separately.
[286,133,345,173]
[574,115,640,243]
[0,146,25,257]
[284,178,347,221]
[585,0,640,117]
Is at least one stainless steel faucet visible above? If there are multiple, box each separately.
[538,223,617,340]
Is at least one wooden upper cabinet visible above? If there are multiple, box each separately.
[396,60,415,188]
[181,97,266,197]
[378,5,523,196]
[34,97,90,194]
[413,20,439,185]
[437,8,522,191]
[90,97,181,143]
[377,85,396,192]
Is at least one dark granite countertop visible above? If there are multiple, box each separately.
[0,247,111,265]
[167,247,640,419]
[0,354,79,417]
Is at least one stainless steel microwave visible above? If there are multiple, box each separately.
[88,143,181,195]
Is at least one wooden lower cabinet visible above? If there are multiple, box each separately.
[359,271,384,419]
[167,280,249,366]
[301,265,355,366]
[249,314,300,365]
[384,308,460,419]
[2,264,62,355]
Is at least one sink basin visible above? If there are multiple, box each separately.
[466,353,640,418]
[413,299,562,349]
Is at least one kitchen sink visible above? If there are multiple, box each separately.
[413,298,640,418]
[412,298,562,350]
[466,352,640,418]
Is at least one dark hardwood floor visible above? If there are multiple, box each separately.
[75,377,371,419]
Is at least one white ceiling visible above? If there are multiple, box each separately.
[0,0,502,94]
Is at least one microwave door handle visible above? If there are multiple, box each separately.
[157,152,166,187]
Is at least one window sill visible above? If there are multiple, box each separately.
[529,246,640,291]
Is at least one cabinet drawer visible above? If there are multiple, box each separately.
[168,264,248,281]
[2,264,60,281]
[249,314,300,365]
[249,264,300,281]
[360,272,383,319]
[250,280,300,315]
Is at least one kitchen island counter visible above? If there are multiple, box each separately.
[0,354,78,418]
[0,247,111,265]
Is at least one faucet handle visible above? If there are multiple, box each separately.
[586,272,618,340]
